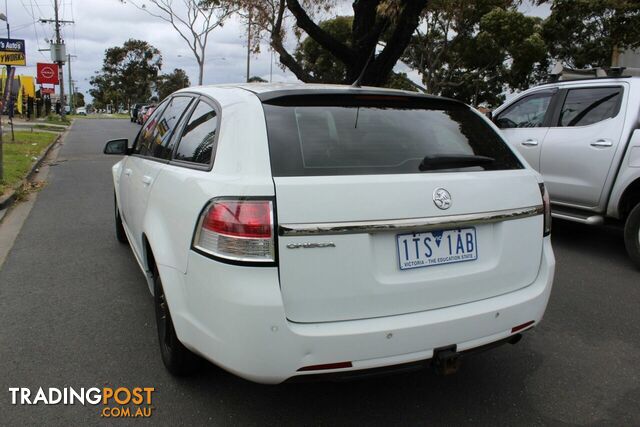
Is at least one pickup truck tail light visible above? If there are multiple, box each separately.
[193,198,275,263]
[539,183,551,236]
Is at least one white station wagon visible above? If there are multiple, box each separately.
[104,83,555,383]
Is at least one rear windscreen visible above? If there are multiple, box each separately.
[262,95,522,177]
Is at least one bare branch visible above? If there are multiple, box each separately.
[285,0,354,67]
[270,0,317,82]
[126,0,237,84]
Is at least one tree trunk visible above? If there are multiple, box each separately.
[611,45,620,67]
[198,61,204,86]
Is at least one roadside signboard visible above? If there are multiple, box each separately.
[41,87,55,95]
[0,38,26,66]
[37,63,60,85]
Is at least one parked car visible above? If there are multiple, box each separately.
[492,68,640,268]
[136,106,148,124]
[130,104,142,122]
[76,107,87,116]
[141,105,156,125]
[104,83,555,383]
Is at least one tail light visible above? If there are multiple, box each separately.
[193,198,275,263]
[539,183,551,236]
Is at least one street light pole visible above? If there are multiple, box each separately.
[0,5,9,182]
[246,9,251,82]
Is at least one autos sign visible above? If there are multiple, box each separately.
[0,38,26,66]
[37,63,59,85]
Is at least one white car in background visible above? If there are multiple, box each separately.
[104,83,555,384]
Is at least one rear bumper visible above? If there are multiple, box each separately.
[159,238,554,384]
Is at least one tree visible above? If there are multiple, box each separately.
[90,39,162,110]
[247,75,267,82]
[541,0,640,68]
[125,0,236,85]
[293,16,420,91]
[216,0,430,86]
[157,68,191,100]
[73,92,85,108]
[402,2,548,106]
[294,16,352,83]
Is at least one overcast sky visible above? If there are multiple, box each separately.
[4,0,551,104]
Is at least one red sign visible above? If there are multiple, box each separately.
[37,62,59,84]
[41,87,55,94]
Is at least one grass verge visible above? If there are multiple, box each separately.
[34,125,65,132]
[1,131,58,194]
[46,115,71,126]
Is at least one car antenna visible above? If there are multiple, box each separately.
[351,46,376,88]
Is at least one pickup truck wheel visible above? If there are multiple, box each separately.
[114,195,128,244]
[153,263,202,376]
[624,203,640,269]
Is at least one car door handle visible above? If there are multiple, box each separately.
[521,139,539,146]
[124,168,132,177]
[142,175,153,186]
[590,139,613,148]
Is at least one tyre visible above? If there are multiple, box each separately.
[114,194,128,244]
[153,263,202,375]
[624,203,640,269]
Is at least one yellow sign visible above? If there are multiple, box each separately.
[0,39,26,66]
[0,52,26,66]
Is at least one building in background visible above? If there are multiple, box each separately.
[619,49,640,68]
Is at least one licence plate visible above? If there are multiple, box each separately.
[397,228,478,270]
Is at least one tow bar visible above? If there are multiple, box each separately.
[432,345,461,376]
[431,334,525,376]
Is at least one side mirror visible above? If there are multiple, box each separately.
[485,111,493,120]
[104,138,129,155]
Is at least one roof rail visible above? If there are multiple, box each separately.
[548,64,640,82]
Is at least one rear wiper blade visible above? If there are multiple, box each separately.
[419,154,495,171]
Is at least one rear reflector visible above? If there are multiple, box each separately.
[511,320,535,333]
[297,361,353,372]
[194,199,275,262]
[539,183,551,236]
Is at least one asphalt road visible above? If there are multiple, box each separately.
[1,119,639,426]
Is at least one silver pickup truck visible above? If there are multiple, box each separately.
[492,68,640,268]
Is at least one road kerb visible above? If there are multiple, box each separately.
[0,121,73,211]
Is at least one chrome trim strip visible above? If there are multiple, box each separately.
[279,205,544,236]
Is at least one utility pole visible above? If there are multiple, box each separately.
[40,0,73,120]
[67,54,76,113]
[54,1,64,119]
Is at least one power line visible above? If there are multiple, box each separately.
[20,0,48,58]
[69,0,77,56]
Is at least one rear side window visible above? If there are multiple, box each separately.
[262,95,522,177]
[558,87,622,127]
[173,100,218,165]
[495,91,554,129]
[148,96,193,160]
[134,101,168,156]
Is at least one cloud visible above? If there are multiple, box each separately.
[6,0,298,103]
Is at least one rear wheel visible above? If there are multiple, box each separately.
[153,263,202,375]
[114,195,127,244]
[624,203,640,269]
